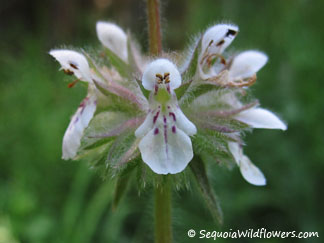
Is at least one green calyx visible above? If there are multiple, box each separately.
[154,88,171,107]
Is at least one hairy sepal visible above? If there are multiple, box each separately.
[104,47,131,79]
[190,156,223,225]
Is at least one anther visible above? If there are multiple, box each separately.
[69,61,79,69]
[226,29,237,37]
[63,69,74,75]
[216,40,225,46]
[68,79,79,88]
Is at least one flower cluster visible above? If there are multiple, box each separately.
[50,22,286,188]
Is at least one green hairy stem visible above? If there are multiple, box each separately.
[147,0,162,55]
[154,179,172,243]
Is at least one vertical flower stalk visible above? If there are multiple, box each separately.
[147,1,172,242]
[155,179,172,243]
[147,0,162,56]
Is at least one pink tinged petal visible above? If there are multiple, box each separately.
[228,142,266,186]
[49,50,93,83]
[173,108,197,136]
[92,79,145,110]
[90,117,144,138]
[138,126,194,174]
[117,138,141,166]
[96,21,128,62]
[228,51,268,80]
[142,59,181,91]
[62,95,97,160]
[234,108,287,130]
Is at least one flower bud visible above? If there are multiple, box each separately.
[96,21,128,62]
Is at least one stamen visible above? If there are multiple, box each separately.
[63,69,74,75]
[156,73,163,79]
[69,61,79,69]
[216,40,225,46]
[226,29,237,37]
[155,73,164,84]
[68,79,79,88]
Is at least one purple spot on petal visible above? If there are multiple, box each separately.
[169,112,176,121]
[154,127,159,135]
[166,84,170,93]
[172,126,176,133]
[73,117,79,125]
[80,107,85,115]
[163,115,168,157]
[153,111,160,124]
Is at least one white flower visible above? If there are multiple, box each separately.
[62,94,97,159]
[49,50,93,83]
[135,59,197,174]
[201,24,239,56]
[228,142,266,186]
[50,49,98,159]
[228,50,268,81]
[196,27,287,184]
[96,21,128,62]
[199,24,239,79]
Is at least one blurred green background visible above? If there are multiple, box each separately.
[0,0,323,242]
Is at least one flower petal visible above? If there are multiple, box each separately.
[49,50,93,82]
[96,21,128,62]
[174,107,197,136]
[228,141,242,164]
[142,59,181,91]
[240,155,266,186]
[228,142,266,186]
[138,126,193,174]
[134,111,154,138]
[202,24,239,55]
[62,95,97,159]
[234,107,287,130]
[229,50,268,80]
